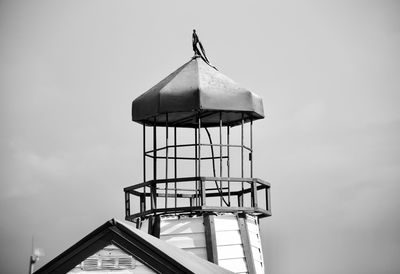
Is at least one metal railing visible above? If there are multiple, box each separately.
[124,176,271,222]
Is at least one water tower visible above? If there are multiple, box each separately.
[124,31,271,274]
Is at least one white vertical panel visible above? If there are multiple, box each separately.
[246,216,265,274]
[214,215,248,273]
[158,216,207,261]
[160,216,204,235]
[214,215,240,231]
[219,258,248,273]
[251,246,263,262]
[160,233,206,248]
[254,261,264,274]
[248,230,262,246]
[215,230,242,246]
[217,245,245,260]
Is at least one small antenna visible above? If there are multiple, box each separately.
[29,236,44,274]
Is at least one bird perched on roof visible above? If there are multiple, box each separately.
[192,29,210,64]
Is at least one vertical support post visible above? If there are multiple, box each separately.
[204,214,218,263]
[152,118,157,212]
[165,113,169,210]
[143,124,146,211]
[148,215,161,238]
[267,186,271,212]
[198,115,201,177]
[238,215,256,274]
[250,119,253,178]
[219,112,223,206]
[227,125,230,205]
[240,113,244,207]
[125,192,130,218]
[201,178,206,206]
[174,127,177,211]
[251,180,258,208]
[195,127,198,206]
[198,115,202,205]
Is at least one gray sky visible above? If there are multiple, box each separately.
[1,1,400,273]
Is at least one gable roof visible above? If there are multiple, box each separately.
[35,219,233,274]
[132,56,264,127]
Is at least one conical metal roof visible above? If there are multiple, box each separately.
[132,56,264,127]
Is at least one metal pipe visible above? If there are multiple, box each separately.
[227,125,230,205]
[143,124,146,211]
[241,113,244,207]
[198,115,202,205]
[152,118,157,211]
[195,127,198,206]
[250,119,253,178]
[198,116,201,177]
[174,127,177,211]
[219,112,223,206]
[165,114,169,209]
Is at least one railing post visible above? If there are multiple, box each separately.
[143,124,146,211]
[240,114,244,207]
[227,126,230,205]
[125,192,130,218]
[201,178,206,206]
[174,127,177,211]
[251,179,258,208]
[152,118,157,212]
[195,127,198,206]
[165,113,169,210]
[219,112,223,206]
[140,194,145,213]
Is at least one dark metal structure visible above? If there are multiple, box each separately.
[124,55,271,224]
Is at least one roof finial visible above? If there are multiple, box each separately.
[192,30,217,70]
[192,29,210,64]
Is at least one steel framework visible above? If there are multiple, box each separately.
[124,113,271,224]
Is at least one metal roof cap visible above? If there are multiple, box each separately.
[132,56,264,127]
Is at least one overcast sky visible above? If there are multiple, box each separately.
[1,1,400,273]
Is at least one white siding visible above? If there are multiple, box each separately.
[159,216,207,260]
[246,216,265,274]
[214,215,248,274]
[138,214,265,274]
[215,230,242,245]
[219,257,248,273]
[217,245,245,260]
